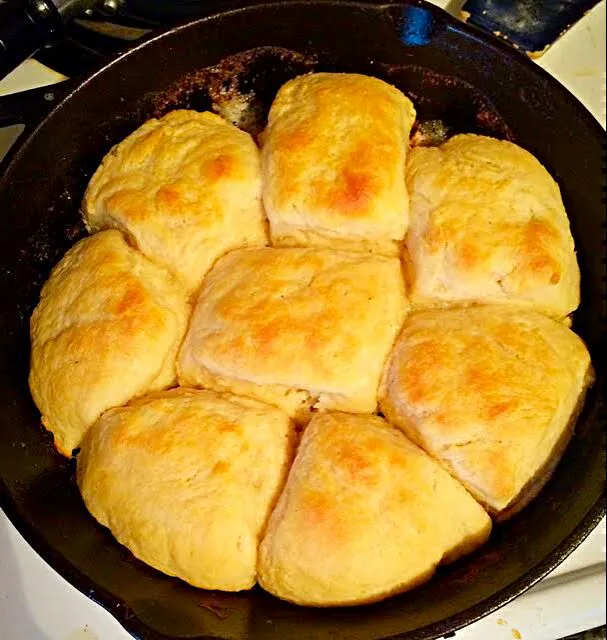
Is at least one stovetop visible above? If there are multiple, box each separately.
[32,0,262,77]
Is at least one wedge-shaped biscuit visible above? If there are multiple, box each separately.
[178,247,408,421]
[83,110,267,294]
[77,388,294,591]
[405,134,580,319]
[29,230,189,456]
[261,73,416,256]
[380,306,593,519]
[258,412,491,606]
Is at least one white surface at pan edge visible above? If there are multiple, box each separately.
[1,1,605,638]
[3,512,603,640]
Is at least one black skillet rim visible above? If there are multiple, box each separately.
[0,1,605,639]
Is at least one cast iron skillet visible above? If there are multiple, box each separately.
[0,1,605,638]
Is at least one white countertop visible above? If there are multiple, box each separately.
[1,2,605,639]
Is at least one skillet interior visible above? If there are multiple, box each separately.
[0,2,605,639]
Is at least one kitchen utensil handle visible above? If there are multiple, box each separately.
[0,0,64,80]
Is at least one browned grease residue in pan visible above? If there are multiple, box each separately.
[148,46,513,143]
[151,47,317,138]
[376,62,514,144]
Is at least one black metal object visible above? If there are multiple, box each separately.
[0,0,62,79]
[0,2,605,639]
[29,0,252,77]
[1,0,282,80]
[561,626,607,640]
[0,0,105,79]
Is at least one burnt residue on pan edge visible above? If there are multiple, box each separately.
[148,46,512,142]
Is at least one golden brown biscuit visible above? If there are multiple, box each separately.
[379,306,593,519]
[77,388,294,591]
[83,110,268,294]
[178,247,408,421]
[29,230,189,456]
[261,73,416,256]
[258,411,491,606]
[405,134,580,319]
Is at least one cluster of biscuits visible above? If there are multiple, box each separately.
[28,73,593,607]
